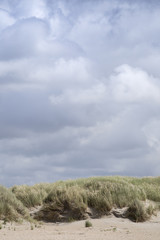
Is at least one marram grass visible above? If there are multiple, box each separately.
[0,185,29,222]
[0,176,160,222]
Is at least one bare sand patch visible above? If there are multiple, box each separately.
[0,213,160,240]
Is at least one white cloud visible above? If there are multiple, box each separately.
[110,65,160,103]
[0,0,160,185]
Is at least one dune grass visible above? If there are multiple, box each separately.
[0,185,29,222]
[11,183,53,208]
[29,176,160,222]
[0,176,160,222]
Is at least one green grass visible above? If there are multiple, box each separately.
[85,220,92,227]
[0,176,160,223]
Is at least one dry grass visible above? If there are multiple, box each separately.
[11,183,52,208]
[0,176,160,222]
[0,185,29,222]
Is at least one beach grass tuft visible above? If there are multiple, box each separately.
[0,176,159,222]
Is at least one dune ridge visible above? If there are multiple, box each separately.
[0,176,160,223]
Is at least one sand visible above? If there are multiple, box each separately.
[0,213,160,240]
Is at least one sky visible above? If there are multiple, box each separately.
[0,0,160,186]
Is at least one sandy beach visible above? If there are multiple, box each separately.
[0,213,160,240]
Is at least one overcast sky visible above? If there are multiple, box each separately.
[0,0,160,186]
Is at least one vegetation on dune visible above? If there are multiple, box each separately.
[0,176,160,222]
[37,185,88,222]
[11,183,53,208]
[0,185,29,222]
[85,220,92,227]
[127,199,150,222]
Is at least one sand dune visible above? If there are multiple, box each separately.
[0,213,160,240]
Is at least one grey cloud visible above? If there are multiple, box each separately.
[0,17,49,60]
[0,0,160,186]
[0,8,15,31]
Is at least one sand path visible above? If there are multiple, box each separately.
[0,213,160,240]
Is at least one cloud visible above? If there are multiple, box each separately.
[0,8,15,31]
[0,0,160,186]
[0,17,48,60]
[110,65,160,103]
